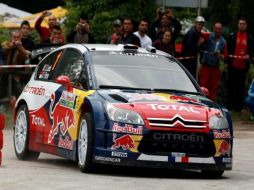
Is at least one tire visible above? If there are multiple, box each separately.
[201,170,224,178]
[14,104,40,160]
[77,113,95,173]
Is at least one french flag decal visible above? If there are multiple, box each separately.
[175,156,189,163]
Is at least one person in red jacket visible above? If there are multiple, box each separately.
[35,10,64,43]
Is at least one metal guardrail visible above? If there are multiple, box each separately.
[0,65,36,101]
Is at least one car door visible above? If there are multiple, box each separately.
[29,50,64,145]
[44,48,87,150]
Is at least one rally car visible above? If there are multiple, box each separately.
[14,44,233,177]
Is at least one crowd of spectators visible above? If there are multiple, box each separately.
[0,8,254,120]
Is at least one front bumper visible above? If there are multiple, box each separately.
[94,148,232,171]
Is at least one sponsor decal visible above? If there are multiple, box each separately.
[213,130,231,139]
[31,115,45,127]
[48,93,75,143]
[111,133,135,150]
[23,86,45,96]
[219,140,230,156]
[170,95,198,103]
[147,103,200,113]
[94,156,120,163]
[111,151,128,158]
[112,123,143,135]
[119,52,158,58]
[171,152,186,157]
[128,94,164,102]
[153,132,204,142]
[222,157,232,163]
[59,91,77,109]
[58,135,73,150]
[39,64,52,79]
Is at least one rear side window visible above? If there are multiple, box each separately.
[35,51,63,80]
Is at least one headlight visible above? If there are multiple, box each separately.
[105,102,144,125]
[209,115,229,129]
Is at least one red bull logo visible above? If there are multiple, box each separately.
[111,133,135,150]
[219,140,230,155]
[48,93,75,144]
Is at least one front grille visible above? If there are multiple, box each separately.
[138,131,215,157]
[148,116,207,128]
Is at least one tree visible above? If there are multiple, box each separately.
[64,0,157,43]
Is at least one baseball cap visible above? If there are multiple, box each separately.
[112,19,122,26]
[195,16,205,23]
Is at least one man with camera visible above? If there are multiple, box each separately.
[44,25,64,45]
[1,31,29,98]
[35,10,64,43]
[67,14,95,44]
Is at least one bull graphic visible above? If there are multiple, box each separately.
[48,93,75,144]
[111,133,135,150]
[219,140,230,155]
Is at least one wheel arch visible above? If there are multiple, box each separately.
[14,99,28,125]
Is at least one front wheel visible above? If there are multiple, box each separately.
[78,113,95,173]
[14,104,40,160]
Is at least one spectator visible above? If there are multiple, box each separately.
[226,17,254,112]
[122,18,141,47]
[164,9,182,43]
[148,8,181,43]
[134,18,152,48]
[199,23,228,101]
[181,16,205,79]
[246,79,254,121]
[20,20,34,53]
[44,25,64,45]
[66,14,95,44]
[1,31,29,98]
[153,30,175,55]
[20,20,35,84]
[107,19,123,45]
[35,10,60,43]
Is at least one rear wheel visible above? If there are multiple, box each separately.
[14,104,40,160]
[201,170,224,178]
[78,113,95,173]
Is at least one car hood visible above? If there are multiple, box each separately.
[98,90,222,126]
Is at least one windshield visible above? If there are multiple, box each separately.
[91,51,198,93]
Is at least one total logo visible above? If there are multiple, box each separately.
[147,103,200,113]
[31,115,45,127]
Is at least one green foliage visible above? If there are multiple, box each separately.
[0,29,11,43]
[64,0,156,43]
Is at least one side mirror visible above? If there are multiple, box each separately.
[56,75,72,92]
[200,87,209,96]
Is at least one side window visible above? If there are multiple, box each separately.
[53,49,86,88]
[36,51,63,80]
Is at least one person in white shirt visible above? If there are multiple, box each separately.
[134,18,152,48]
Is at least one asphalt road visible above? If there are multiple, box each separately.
[0,123,254,190]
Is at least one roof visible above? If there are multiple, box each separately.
[0,6,67,29]
[0,3,31,21]
[60,43,171,57]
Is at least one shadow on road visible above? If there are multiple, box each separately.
[35,157,229,180]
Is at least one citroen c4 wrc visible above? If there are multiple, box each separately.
[13,44,233,177]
